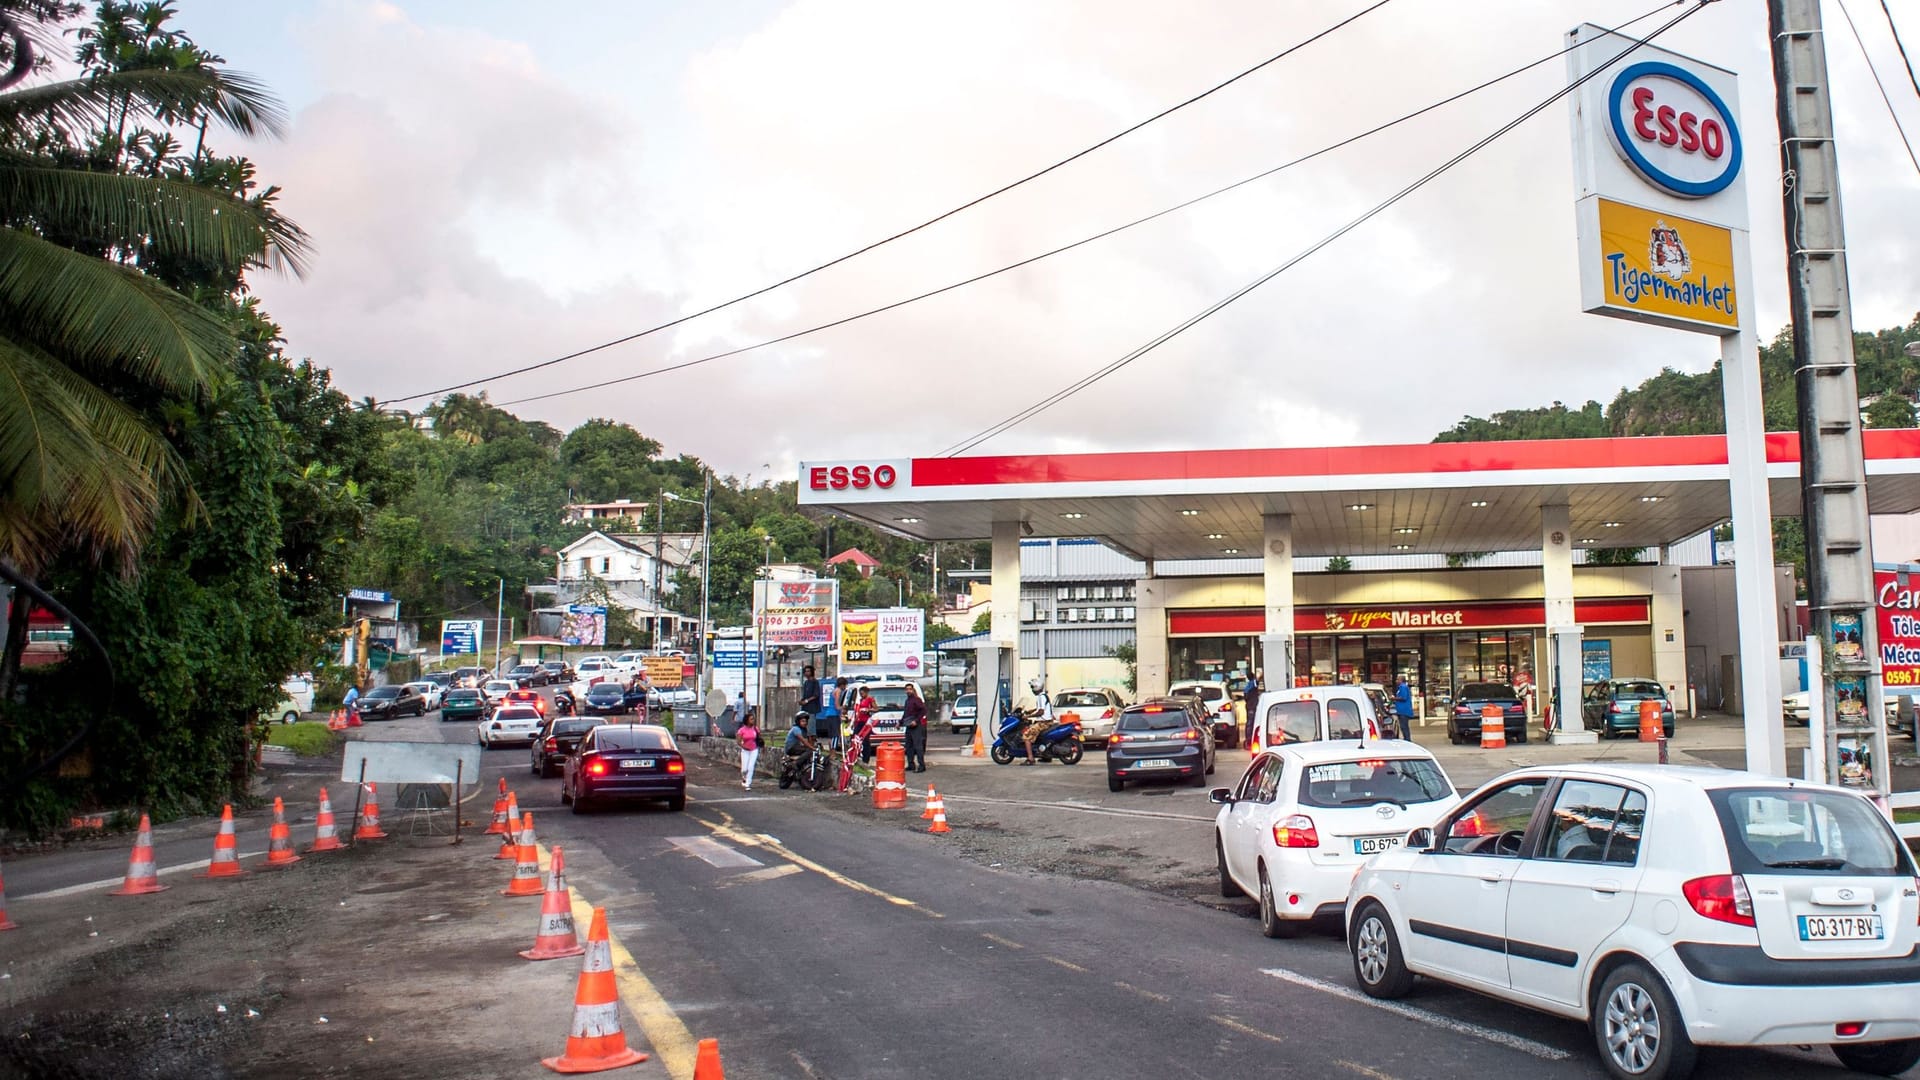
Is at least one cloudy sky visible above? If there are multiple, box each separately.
[171,0,1918,476]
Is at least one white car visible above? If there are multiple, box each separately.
[1347,764,1920,1080]
[478,705,544,748]
[403,680,445,712]
[1167,679,1235,730]
[612,651,648,675]
[1053,687,1125,744]
[1252,685,1386,750]
[1211,742,1458,936]
[947,692,978,735]
[266,674,316,725]
[574,658,617,686]
[1782,689,1898,726]
[480,679,516,708]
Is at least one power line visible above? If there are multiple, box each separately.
[937,0,1713,458]
[496,0,1684,411]
[383,0,1398,406]
[1836,0,1920,178]
[1880,0,1920,103]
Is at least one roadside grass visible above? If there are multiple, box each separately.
[1896,807,1920,825]
[268,721,340,757]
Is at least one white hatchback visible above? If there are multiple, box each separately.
[1211,742,1458,936]
[1347,764,1920,1080]
[1053,687,1125,744]
[478,705,544,748]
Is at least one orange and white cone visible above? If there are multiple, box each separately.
[495,792,524,859]
[928,795,950,834]
[967,720,986,757]
[202,804,246,877]
[309,786,344,852]
[920,786,939,820]
[541,907,648,1073]
[503,813,545,897]
[487,778,513,835]
[109,813,168,895]
[693,1038,725,1080]
[264,797,301,868]
[353,782,388,840]
[520,846,586,961]
[0,857,16,930]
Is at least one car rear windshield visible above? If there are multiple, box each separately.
[1709,787,1911,876]
[496,708,540,722]
[446,690,480,702]
[364,687,400,699]
[1612,680,1664,698]
[1458,683,1513,701]
[1301,759,1453,808]
[1173,685,1225,702]
[553,719,598,736]
[595,728,672,751]
[955,695,976,708]
[1119,706,1189,732]
[1266,700,1321,743]
[1055,692,1110,708]
[586,686,624,700]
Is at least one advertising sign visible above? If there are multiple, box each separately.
[1582,641,1613,684]
[755,579,838,646]
[440,619,483,656]
[560,604,607,646]
[1875,565,1920,687]
[640,655,683,688]
[839,608,925,671]
[1578,197,1738,333]
[711,640,761,702]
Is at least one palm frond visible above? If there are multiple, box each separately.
[0,66,288,140]
[0,224,233,393]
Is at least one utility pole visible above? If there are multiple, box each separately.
[653,496,665,649]
[698,469,712,698]
[493,577,504,674]
[1769,0,1886,794]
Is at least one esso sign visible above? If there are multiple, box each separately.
[1607,61,1741,198]
[808,463,897,491]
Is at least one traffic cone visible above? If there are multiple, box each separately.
[693,1038,724,1080]
[346,704,362,728]
[520,846,586,961]
[109,813,168,895]
[326,709,346,732]
[264,797,301,868]
[541,907,649,1073]
[921,786,939,819]
[496,792,523,859]
[309,786,344,852]
[928,794,950,834]
[503,813,545,897]
[487,778,513,835]
[353,783,387,840]
[967,720,986,757]
[201,804,246,877]
[0,858,16,930]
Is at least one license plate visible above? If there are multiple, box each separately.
[620,759,653,770]
[1353,835,1402,855]
[1134,758,1174,769]
[1799,914,1883,941]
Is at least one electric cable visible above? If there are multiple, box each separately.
[382,0,1399,406]
[1838,0,1920,177]
[1879,0,1920,103]
[936,0,1714,458]
[495,0,1685,411]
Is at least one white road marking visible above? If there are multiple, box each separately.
[716,864,803,888]
[14,852,267,900]
[935,792,1216,823]
[1259,967,1572,1062]
[666,835,763,869]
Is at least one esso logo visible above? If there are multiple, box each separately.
[808,463,897,491]
[1607,61,1741,198]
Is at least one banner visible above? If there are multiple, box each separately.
[641,655,683,688]
[840,607,924,671]
[755,579,838,646]
[440,619,483,656]
[561,604,608,646]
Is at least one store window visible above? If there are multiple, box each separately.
[1170,636,1255,683]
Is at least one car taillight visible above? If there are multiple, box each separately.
[1100,707,1115,719]
[1108,733,1126,745]
[587,760,608,776]
[1273,814,1319,848]
[1682,874,1755,926]
[666,760,685,774]
[1180,729,1199,740]
[545,738,557,751]
[1143,705,1164,713]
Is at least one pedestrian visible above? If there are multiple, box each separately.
[901,682,928,773]
[342,683,360,719]
[733,689,748,729]
[816,676,843,748]
[800,664,822,718]
[852,687,878,764]
[1393,676,1415,741]
[1242,669,1262,745]
[736,708,760,790]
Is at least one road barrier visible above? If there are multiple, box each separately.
[110,814,168,895]
[1638,700,1662,742]
[309,787,344,853]
[202,805,246,878]
[927,793,950,834]
[540,907,650,1073]
[487,778,513,835]
[265,797,301,868]
[503,813,544,897]
[353,784,388,840]
[496,792,523,859]
[520,846,586,962]
[872,742,907,810]
[1479,705,1506,750]
[920,786,939,820]
[693,1038,726,1079]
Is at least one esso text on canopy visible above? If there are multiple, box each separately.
[1606,61,1742,198]
[807,463,898,491]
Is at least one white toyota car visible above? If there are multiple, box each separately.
[1346,764,1920,1080]
[1211,741,1458,936]
[477,704,544,749]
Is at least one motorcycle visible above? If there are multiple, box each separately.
[989,709,1084,765]
[552,690,575,717]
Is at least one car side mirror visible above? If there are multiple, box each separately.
[1207,788,1234,805]
[1405,827,1433,850]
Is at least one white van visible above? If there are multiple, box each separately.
[267,674,316,725]
[1252,685,1384,750]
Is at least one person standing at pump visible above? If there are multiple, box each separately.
[1241,669,1261,745]
[1393,676,1415,741]
[901,683,928,772]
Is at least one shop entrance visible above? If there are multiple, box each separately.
[1299,630,1537,718]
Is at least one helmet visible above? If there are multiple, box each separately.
[793,710,811,724]
[1028,676,1045,694]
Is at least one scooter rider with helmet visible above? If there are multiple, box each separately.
[1019,676,1052,765]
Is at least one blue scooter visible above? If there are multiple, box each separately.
[989,710,1085,765]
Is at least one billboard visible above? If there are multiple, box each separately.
[641,655,683,688]
[561,604,608,646]
[1876,565,1920,688]
[440,619,483,656]
[839,607,925,673]
[1577,198,1737,333]
[755,579,838,646]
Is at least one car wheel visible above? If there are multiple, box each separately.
[1257,862,1297,939]
[571,792,590,814]
[281,711,298,725]
[560,784,572,805]
[1350,902,1414,997]
[1187,766,1208,788]
[529,757,539,776]
[1107,776,1123,793]
[1216,834,1243,898]
[1516,727,1529,745]
[1593,961,1696,1080]
[1831,1039,1920,1076]
[666,793,686,812]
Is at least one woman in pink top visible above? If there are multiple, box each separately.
[736,708,761,790]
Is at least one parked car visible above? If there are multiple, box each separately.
[1448,682,1528,744]
[1212,742,1458,936]
[1052,687,1125,745]
[531,716,600,778]
[451,666,486,689]
[612,652,648,676]
[1347,764,1920,1080]
[355,683,426,721]
[654,684,698,708]
[1782,689,1899,726]
[420,670,455,689]
[540,659,575,684]
[1252,685,1385,749]
[481,679,516,708]
[582,682,631,717]
[1106,698,1215,793]
[1583,678,1676,738]
[563,723,686,812]
[403,680,445,712]
[948,692,978,735]
[478,704,544,748]
[573,658,618,688]
[1359,683,1396,731]
[851,681,912,741]
[507,663,548,688]
[266,674,315,725]
[441,687,488,723]
[1168,680,1238,747]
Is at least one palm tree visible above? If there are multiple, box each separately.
[0,0,307,576]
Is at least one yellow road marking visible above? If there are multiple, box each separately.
[1043,955,1089,974]
[980,932,1026,950]
[694,809,942,917]
[1115,980,1170,1003]
[1212,1015,1287,1046]
[1337,1061,1398,1080]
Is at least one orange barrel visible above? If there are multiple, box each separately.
[1480,704,1506,749]
[872,741,908,809]
[1638,699,1662,742]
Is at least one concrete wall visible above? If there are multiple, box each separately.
[1681,563,1798,714]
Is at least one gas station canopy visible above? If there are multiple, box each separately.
[799,430,1920,558]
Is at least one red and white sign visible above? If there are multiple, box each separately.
[755,578,839,646]
[806,462,899,491]
[1876,567,1920,687]
[1167,598,1651,637]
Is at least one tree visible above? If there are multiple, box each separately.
[971,610,992,633]
[1326,555,1352,572]
[1104,641,1138,693]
